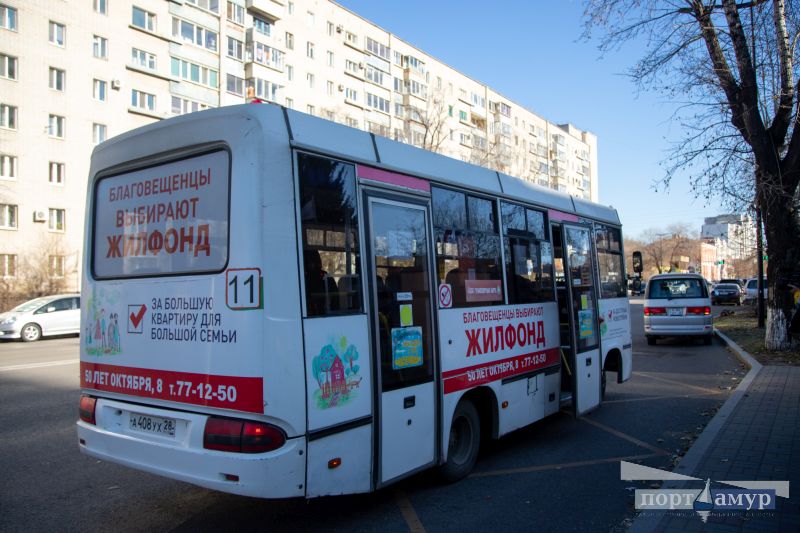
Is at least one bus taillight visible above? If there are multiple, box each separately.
[79,395,97,425]
[204,417,285,453]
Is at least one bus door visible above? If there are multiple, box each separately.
[364,193,437,485]
[554,223,602,415]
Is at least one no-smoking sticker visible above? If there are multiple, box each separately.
[438,283,453,309]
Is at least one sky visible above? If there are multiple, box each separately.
[335,0,725,239]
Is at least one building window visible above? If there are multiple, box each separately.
[172,17,218,52]
[226,73,244,96]
[94,0,107,15]
[131,48,156,70]
[247,77,281,102]
[0,53,16,80]
[366,37,390,61]
[226,1,244,25]
[286,65,293,81]
[0,203,18,229]
[49,255,65,277]
[0,154,16,179]
[285,32,293,50]
[93,35,108,58]
[49,21,66,46]
[346,117,358,128]
[170,57,218,88]
[171,95,209,116]
[1,4,17,31]
[306,10,314,26]
[48,114,66,138]
[93,79,107,101]
[287,2,294,15]
[345,60,359,75]
[49,162,65,184]
[365,65,384,86]
[93,123,107,144]
[285,97,293,108]
[0,103,16,129]
[306,41,314,59]
[131,89,156,111]
[327,50,334,67]
[246,42,284,69]
[326,80,333,96]
[307,72,314,88]
[366,93,389,113]
[49,68,65,91]
[132,6,155,32]
[226,36,243,60]
[306,105,315,115]
[327,21,334,36]
[186,0,219,13]
[253,15,271,36]
[345,87,357,101]
[345,31,357,47]
[48,208,65,232]
[0,254,16,278]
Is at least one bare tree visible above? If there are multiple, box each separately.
[584,0,800,348]
[406,89,450,152]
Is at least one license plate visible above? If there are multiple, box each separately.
[667,308,683,316]
[129,413,176,437]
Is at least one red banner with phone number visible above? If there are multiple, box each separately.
[80,362,264,413]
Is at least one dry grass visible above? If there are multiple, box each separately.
[715,311,800,366]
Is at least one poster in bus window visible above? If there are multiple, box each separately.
[578,309,594,339]
[391,326,423,369]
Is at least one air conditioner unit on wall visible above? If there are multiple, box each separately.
[336,25,343,33]
[111,79,121,90]
[338,84,344,92]
[33,210,47,223]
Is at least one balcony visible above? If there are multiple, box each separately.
[246,0,283,21]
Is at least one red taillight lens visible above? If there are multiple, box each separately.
[242,422,286,453]
[79,395,96,425]
[204,417,286,453]
[204,418,243,452]
[644,307,666,316]
[686,306,711,315]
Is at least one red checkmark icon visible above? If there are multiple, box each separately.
[129,304,147,328]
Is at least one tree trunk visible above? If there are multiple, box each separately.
[762,184,800,350]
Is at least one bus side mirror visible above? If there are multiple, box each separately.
[632,251,643,274]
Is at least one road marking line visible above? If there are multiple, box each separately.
[580,417,671,456]
[603,392,719,404]
[470,453,660,478]
[394,490,426,533]
[633,371,723,395]
[0,359,79,372]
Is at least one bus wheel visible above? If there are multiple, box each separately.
[440,400,480,483]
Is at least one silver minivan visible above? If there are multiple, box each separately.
[643,273,713,345]
[0,294,81,342]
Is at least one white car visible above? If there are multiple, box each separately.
[743,278,768,305]
[0,294,81,342]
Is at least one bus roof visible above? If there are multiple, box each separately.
[91,103,620,226]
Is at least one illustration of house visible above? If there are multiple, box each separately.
[321,355,348,399]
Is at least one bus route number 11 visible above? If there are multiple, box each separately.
[226,268,263,310]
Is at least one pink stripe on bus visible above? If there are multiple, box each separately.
[357,165,430,192]
[548,209,580,222]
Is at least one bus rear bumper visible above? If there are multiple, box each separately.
[76,399,306,498]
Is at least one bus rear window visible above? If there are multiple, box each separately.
[92,149,230,279]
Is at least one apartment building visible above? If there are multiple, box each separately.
[0,0,599,293]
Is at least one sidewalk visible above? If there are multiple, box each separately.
[632,337,800,532]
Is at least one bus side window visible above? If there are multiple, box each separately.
[297,153,362,317]
[432,187,503,308]
[501,202,553,304]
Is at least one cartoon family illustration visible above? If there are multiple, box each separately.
[85,307,122,355]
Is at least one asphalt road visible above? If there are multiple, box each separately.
[0,303,746,533]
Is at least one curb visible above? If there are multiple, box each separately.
[628,328,763,532]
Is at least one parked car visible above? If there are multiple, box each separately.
[711,283,744,306]
[743,278,768,305]
[0,294,80,342]
[643,273,713,345]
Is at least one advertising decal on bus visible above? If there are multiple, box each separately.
[439,302,560,394]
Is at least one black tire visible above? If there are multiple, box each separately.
[646,336,656,345]
[21,323,42,342]
[703,335,713,346]
[439,400,480,482]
